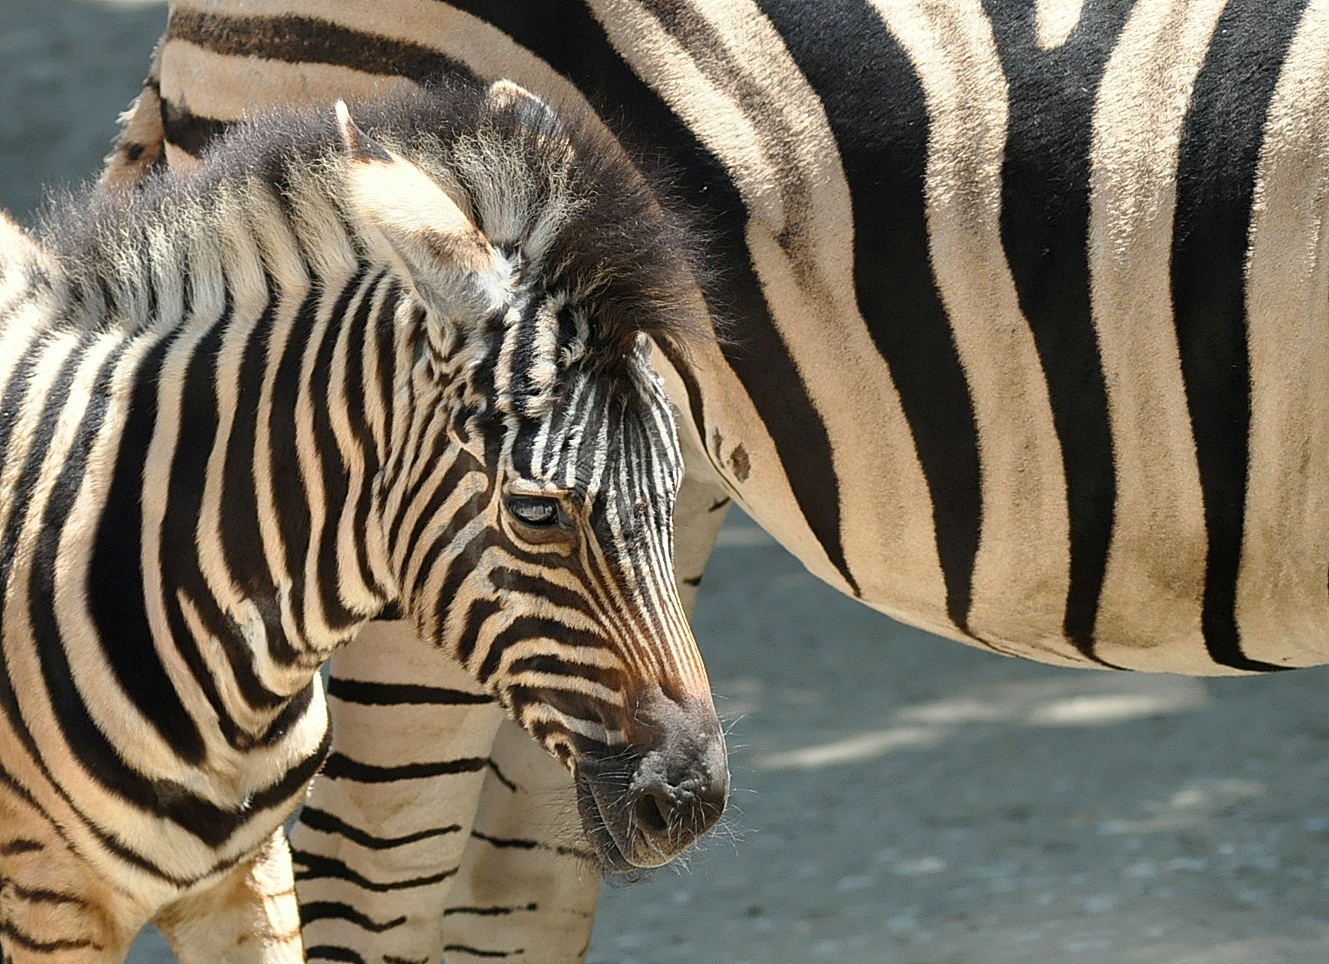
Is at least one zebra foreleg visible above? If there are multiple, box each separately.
[440,718,600,962]
[672,450,735,618]
[154,829,302,964]
[290,621,508,964]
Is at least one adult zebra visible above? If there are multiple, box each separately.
[105,0,1329,962]
[0,79,728,962]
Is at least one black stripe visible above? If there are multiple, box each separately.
[469,830,585,860]
[268,289,320,643]
[160,99,229,158]
[1171,0,1309,672]
[455,596,502,668]
[311,268,373,632]
[441,945,518,960]
[0,922,99,954]
[0,333,42,475]
[305,946,368,964]
[292,850,458,891]
[259,680,317,747]
[345,274,393,598]
[319,752,488,783]
[761,0,979,625]
[326,677,493,706]
[443,903,538,917]
[6,884,86,906]
[216,286,303,673]
[986,0,1132,664]
[485,758,518,793]
[655,339,716,481]
[167,11,479,87]
[300,901,405,933]
[298,804,463,849]
[447,0,857,593]
[465,829,531,850]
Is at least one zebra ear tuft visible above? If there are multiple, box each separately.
[484,80,563,135]
[335,101,392,164]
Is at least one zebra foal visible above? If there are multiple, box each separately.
[0,79,726,963]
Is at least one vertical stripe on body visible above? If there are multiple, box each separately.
[750,0,984,637]
[1086,0,1227,671]
[870,0,1074,661]
[1239,0,1329,667]
[988,0,1132,664]
[602,0,958,629]
[1170,0,1310,671]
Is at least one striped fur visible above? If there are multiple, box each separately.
[104,0,1329,961]
[0,79,726,963]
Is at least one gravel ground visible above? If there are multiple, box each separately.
[8,4,1329,963]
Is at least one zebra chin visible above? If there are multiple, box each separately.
[570,687,729,873]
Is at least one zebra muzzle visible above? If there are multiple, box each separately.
[575,686,729,872]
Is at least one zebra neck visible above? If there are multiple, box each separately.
[91,203,418,705]
[149,264,417,698]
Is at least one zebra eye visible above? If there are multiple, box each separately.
[506,495,561,528]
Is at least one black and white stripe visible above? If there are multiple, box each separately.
[103,0,1329,960]
[0,77,725,962]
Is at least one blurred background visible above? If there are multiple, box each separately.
[8,3,1329,962]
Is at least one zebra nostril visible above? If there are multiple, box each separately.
[633,787,672,837]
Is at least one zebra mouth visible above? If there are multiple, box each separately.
[574,772,642,875]
[574,750,724,874]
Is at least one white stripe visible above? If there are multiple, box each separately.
[1036,0,1086,49]
[1087,0,1229,670]
[1238,0,1329,668]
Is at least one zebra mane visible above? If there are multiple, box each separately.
[36,81,712,373]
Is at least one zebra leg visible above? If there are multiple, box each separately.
[290,620,507,964]
[439,718,599,961]
[0,784,144,964]
[154,828,303,964]
[671,446,735,618]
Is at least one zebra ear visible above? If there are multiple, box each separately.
[336,101,506,315]
[483,80,565,138]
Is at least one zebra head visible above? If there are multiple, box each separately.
[335,83,728,871]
